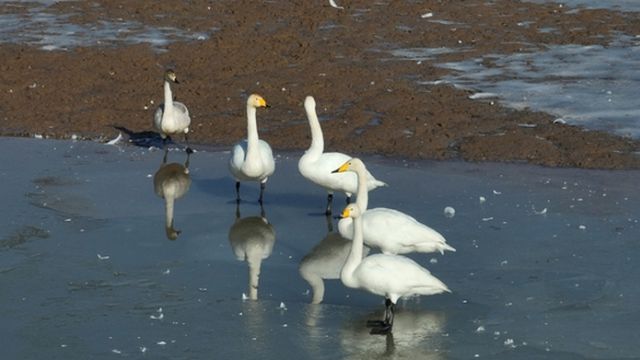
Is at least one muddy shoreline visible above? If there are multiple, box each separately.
[1,0,639,169]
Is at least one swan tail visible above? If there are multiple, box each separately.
[441,243,456,254]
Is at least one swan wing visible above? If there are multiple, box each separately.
[355,254,448,298]
[153,105,164,132]
[173,101,191,131]
[229,141,247,179]
[258,140,275,178]
[339,208,454,254]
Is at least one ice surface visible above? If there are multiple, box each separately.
[0,3,212,51]
[527,0,640,12]
[1,137,639,359]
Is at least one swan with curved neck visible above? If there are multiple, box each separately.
[298,96,386,214]
[153,69,192,152]
[340,203,450,334]
[333,158,456,255]
[153,149,192,240]
[229,94,275,204]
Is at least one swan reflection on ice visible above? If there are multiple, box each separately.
[299,215,370,304]
[153,149,191,240]
[340,309,447,359]
[228,203,276,300]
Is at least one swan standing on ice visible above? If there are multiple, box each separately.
[153,69,192,153]
[298,96,386,214]
[229,94,275,204]
[340,203,450,334]
[332,158,455,255]
[153,149,192,240]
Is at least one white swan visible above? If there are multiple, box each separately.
[153,69,192,151]
[228,204,276,300]
[153,149,192,240]
[340,203,450,334]
[333,158,455,255]
[229,94,275,204]
[298,96,386,214]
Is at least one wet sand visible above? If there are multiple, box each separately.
[1,0,640,168]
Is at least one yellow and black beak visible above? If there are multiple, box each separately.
[331,161,350,174]
[340,207,351,219]
[258,97,270,108]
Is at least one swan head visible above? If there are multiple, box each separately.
[340,203,362,219]
[304,96,316,111]
[331,157,366,174]
[164,69,180,84]
[247,94,269,108]
[166,226,181,240]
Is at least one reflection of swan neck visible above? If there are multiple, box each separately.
[248,257,262,300]
[341,215,364,287]
[165,196,175,229]
[163,80,173,112]
[305,100,324,156]
[300,270,325,304]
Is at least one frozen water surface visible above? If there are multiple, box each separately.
[0,2,211,51]
[527,0,640,12]
[1,137,639,359]
[391,36,640,139]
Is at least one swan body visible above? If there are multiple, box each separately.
[334,158,455,255]
[228,206,276,300]
[153,150,191,240]
[340,203,450,333]
[298,96,386,212]
[338,208,455,255]
[153,69,191,142]
[229,94,275,203]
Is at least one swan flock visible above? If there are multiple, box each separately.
[151,72,454,334]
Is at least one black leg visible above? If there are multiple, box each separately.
[369,299,394,335]
[325,213,334,233]
[346,195,352,204]
[235,181,241,203]
[184,151,191,168]
[325,193,334,215]
[162,148,169,164]
[184,133,193,154]
[258,182,266,205]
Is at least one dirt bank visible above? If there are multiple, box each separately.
[1,0,639,168]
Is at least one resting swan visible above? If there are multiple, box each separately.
[298,96,386,214]
[153,69,192,152]
[229,94,275,204]
[340,203,450,334]
[333,158,455,255]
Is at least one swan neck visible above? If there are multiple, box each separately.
[354,168,369,211]
[246,106,259,156]
[163,81,173,110]
[306,106,324,153]
[341,216,364,287]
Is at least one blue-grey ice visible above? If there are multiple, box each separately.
[1,137,639,359]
